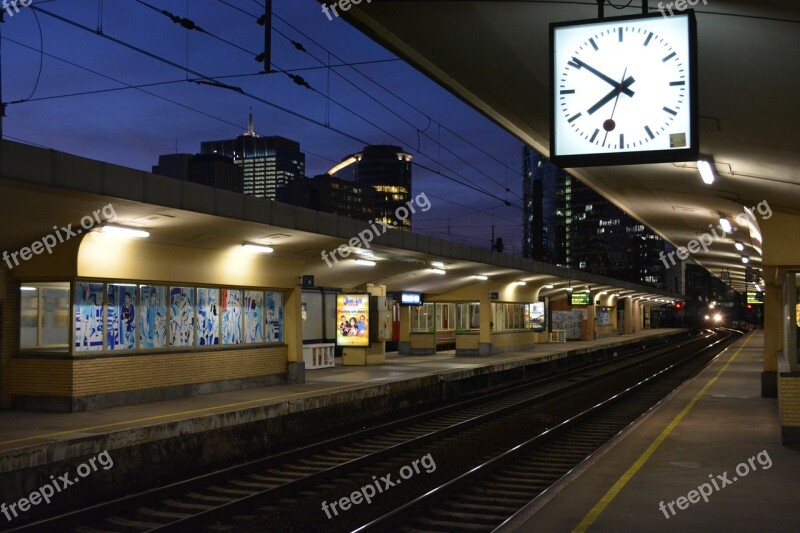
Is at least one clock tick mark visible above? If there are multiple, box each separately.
[663,52,677,62]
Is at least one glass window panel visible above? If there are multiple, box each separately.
[20,283,70,350]
[140,285,167,348]
[221,289,242,344]
[266,291,284,342]
[75,282,105,352]
[244,291,265,343]
[170,287,195,347]
[107,284,137,351]
[196,288,220,346]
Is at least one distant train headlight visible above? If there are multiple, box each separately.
[714,313,722,322]
[704,315,711,320]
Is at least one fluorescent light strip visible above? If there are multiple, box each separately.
[698,160,715,184]
[354,259,376,266]
[242,243,274,254]
[430,268,446,275]
[102,225,150,239]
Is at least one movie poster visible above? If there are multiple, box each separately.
[107,284,136,350]
[336,294,370,347]
[75,282,104,352]
[140,285,167,348]
[197,288,220,346]
[170,287,195,346]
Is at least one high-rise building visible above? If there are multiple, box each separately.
[152,153,244,193]
[523,146,668,289]
[327,145,413,230]
[200,113,305,200]
[278,174,377,221]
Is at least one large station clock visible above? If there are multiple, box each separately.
[550,12,698,167]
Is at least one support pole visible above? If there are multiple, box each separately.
[597,0,605,19]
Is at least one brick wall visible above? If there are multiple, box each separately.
[1,274,19,408]
[12,346,287,397]
[779,374,800,427]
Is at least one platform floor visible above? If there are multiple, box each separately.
[0,329,683,456]
[505,330,800,532]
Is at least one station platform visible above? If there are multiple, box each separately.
[0,328,686,511]
[504,330,800,532]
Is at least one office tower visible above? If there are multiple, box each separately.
[278,174,377,221]
[523,146,668,289]
[152,153,244,193]
[327,145,413,230]
[200,113,305,200]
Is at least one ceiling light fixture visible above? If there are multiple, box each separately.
[697,159,716,185]
[430,268,446,275]
[354,259,376,266]
[430,261,445,268]
[544,284,555,289]
[474,275,489,281]
[741,255,750,264]
[242,243,274,254]
[102,225,150,239]
[734,241,744,251]
[515,281,527,286]
[719,217,733,233]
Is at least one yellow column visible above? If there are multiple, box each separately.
[479,291,493,356]
[398,305,411,355]
[283,286,305,383]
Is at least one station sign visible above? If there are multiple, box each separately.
[570,292,592,306]
[745,268,760,283]
[746,291,764,305]
[399,292,423,306]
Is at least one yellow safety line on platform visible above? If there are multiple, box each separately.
[573,331,754,532]
[0,382,363,448]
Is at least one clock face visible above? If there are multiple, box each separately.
[550,12,697,167]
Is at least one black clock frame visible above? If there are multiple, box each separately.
[549,11,698,168]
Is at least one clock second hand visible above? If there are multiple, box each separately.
[602,67,628,146]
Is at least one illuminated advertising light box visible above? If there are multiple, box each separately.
[570,292,592,306]
[527,302,546,331]
[336,294,370,347]
[400,292,422,306]
[746,292,764,305]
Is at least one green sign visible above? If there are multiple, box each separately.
[570,292,591,306]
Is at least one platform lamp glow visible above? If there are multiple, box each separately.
[550,11,698,167]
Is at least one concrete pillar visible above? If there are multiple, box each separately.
[624,298,635,334]
[587,302,597,340]
[762,282,781,397]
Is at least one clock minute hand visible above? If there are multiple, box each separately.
[587,76,636,115]
[571,58,635,97]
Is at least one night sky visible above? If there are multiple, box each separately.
[1,0,525,254]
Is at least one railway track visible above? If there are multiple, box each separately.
[8,331,724,533]
[355,329,740,532]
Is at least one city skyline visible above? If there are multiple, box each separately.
[0,0,526,254]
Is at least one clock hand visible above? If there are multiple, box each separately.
[603,68,628,145]
[571,57,635,97]
[587,76,635,115]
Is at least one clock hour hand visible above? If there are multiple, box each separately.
[588,76,636,115]
[570,57,635,97]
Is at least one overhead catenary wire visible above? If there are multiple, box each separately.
[18,3,523,222]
